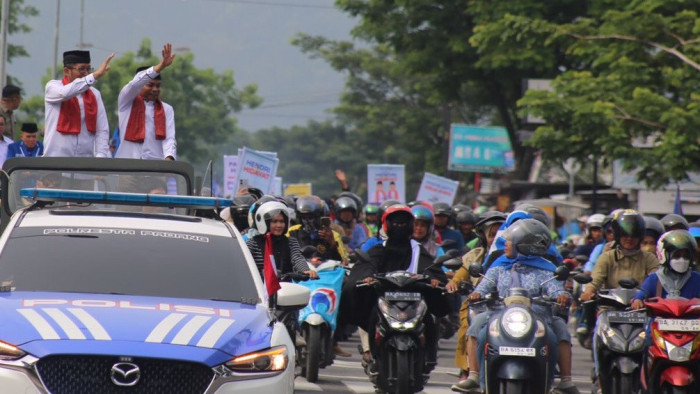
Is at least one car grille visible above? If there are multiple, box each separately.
[36,355,214,394]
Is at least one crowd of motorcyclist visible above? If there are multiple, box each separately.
[220,183,700,394]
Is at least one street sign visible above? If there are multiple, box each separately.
[448,125,515,173]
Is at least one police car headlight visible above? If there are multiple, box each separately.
[501,307,532,338]
[0,340,25,361]
[226,346,288,372]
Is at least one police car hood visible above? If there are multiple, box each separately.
[0,292,272,366]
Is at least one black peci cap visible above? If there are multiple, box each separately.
[63,50,91,66]
[21,122,38,133]
[2,85,20,98]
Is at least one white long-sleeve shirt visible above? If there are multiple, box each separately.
[43,74,110,158]
[0,135,14,168]
[115,67,177,160]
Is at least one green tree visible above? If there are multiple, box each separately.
[4,0,39,82]
[22,39,262,165]
[517,1,700,187]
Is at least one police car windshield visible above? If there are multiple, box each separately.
[0,227,258,302]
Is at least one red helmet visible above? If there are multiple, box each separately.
[382,204,413,233]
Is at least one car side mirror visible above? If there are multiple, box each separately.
[276,283,310,312]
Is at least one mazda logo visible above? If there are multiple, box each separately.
[111,362,141,387]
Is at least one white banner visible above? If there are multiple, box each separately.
[416,172,459,205]
[234,147,279,194]
[367,164,405,204]
[223,155,239,198]
[271,177,283,196]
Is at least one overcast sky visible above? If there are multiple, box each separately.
[9,0,356,132]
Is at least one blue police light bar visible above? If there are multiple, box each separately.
[20,188,233,209]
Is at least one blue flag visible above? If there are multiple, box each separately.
[674,184,683,215]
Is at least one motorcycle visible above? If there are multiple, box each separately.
[356,252,462,394]
[295,259,346,382]
[467,263,570,394]
[641,296,700,394]
[574,274,645,394]
[275,271,312,374]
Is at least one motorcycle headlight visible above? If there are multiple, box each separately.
[666,341,693,362]
[0,340,25,361]
[501,307,532,338]
[225,346,288,373]
[378,299,427,330]
[628,331,646,352]
[601,328,626,353]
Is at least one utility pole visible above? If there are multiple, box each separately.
[0,0,10,85]
[52,0,61,79]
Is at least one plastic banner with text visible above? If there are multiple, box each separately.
[222,155,238,198]
[367,164,405,204]
[234,147,279,194]
[448,125,515,173]
[416,172,459,205]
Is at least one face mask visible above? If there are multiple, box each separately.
[669,258,690,273]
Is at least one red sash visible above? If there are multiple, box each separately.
[263,232,281,296]
[124,95,166,143]
[57,76,97,134]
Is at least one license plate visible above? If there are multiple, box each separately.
[498,346,536,357]
[656,318,700,332]
[384,292,421,302]
[607,311,646,324]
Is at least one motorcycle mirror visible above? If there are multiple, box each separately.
[300,245,317,259]
[573,273,593,284]
[553,265,570,281]
[440,239,456,248]
[434,249,459,265]
[468,262,484,278]
[442,258,463,271]
[574,254,589,264]
[618,277,638,289]
[445,248,460,258]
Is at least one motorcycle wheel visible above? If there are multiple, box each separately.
[394,350,411,394]
[618,372,637,394]
[305,326,321,383]
[499,379,527,394]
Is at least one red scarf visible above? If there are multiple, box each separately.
[263,232,281,297]
[124,95,166,143]
[57,76,97,135]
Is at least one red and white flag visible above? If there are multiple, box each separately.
[263,233,280,296]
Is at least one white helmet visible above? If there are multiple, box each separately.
[254,201,290,234]
[586,213,606,229]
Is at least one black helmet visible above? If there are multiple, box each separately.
[230,195,256,232]
[456,211,478,226]
[338,191,363,218]
[475,211,507,232]
[475,211,506,246]
[432,202,452,218]
[452,204,472,226]
[661,213,689,232]
[515,203,551,227]
[334,196,358,220]
[611,209,645,243]
[296,195,324,216]
[656,230,697,270]
[377,199,401,225]
[503,218,552,257]
[643,216,664,241]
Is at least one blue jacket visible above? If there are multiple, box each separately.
[7,140,44,158]
[633,271,700,300]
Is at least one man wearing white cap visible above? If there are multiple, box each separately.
[43,50,114,157]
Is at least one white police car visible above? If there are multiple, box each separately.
[0,158,309,394]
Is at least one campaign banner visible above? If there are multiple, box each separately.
[416,172,460,205]
[271,177,283,196]
[448,125,515,173]
[296,267,345,330]
[284,183,312,196]
[222,155,238,198]
[367,164,405,204]
[234,147,279,194]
